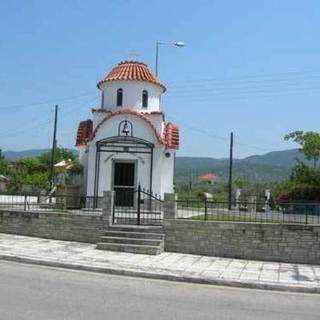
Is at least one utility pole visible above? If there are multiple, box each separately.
[155,41,160,76]
[188,169,192,198]
[49,105,58,191]
[228,132,234,210]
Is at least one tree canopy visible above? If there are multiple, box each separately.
[2,148,80,193]
[284,131,320,168]
[0,149,8,175]
[275,130,320,201]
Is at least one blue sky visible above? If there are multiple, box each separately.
[1,0,320,158]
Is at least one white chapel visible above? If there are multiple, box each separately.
[76,61,179,202]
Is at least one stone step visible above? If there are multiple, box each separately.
[105,230,164,240]
[109,225,163,233]
[96,242,162,255]
[100,236,162,246]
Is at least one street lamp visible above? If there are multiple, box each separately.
[155,41,185,76]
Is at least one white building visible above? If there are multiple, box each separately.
[76,61,179,203]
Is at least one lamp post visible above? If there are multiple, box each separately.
[155,41,185,76]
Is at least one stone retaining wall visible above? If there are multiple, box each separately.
[1,207,320,264]
[164,219,320,264]
[0,210,107,244]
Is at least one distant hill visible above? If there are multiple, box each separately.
[175,149,308,183]
[243,149,308,168]
[3,148,306,182]
[2,149,77,161]
[3,149,51,160]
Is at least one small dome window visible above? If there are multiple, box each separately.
[117,88,123,107]
[142,90,148,108]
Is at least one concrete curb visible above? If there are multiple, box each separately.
[0,254,319,294]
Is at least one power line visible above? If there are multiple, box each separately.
[169,79,320,94]
[3,69,320,111]
[1,118,54,139]
[167,114,279,153]
[0,96,98,140]
[0,91,97,111]
[166,70,320,101]
[168,82,320,95]
[164,87,320,104]
[167,69,320,86]
[59,97,98,120]
[2,69,320,113]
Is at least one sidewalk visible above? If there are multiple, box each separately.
[0,233,319,293]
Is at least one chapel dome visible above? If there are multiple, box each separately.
[97,61,166,92]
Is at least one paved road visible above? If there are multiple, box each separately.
[0,261,319,320]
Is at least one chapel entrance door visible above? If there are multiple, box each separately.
[113,161,135,207]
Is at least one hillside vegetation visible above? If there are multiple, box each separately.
[3,148,308,183]
[175,149,310,183]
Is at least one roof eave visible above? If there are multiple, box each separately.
[97,79,166,93]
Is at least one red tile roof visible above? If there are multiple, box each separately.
[199,173,219,182]
[164,123,180,150]
[97,61,166,92]
[75,119,93,147]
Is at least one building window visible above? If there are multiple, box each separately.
[117,88,123,107]
[142,90,148,108]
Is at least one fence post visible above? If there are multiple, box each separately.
[305,206,308,225]
[204,198,208,221]
[163,193,178,219]
[24,194,27,211]
[137,185,141,225]
[102,191,114,226]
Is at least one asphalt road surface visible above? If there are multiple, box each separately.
[0,261,319,320]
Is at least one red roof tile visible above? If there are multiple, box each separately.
[164,123,180,150]
[75,119,93,147]
[97,61,166,92]
[199,173,219,182]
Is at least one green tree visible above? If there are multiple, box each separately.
[9,171,49,193]
[284,131,320,168]
[274,161,320,202]
[234,177,245,190]
[6,148,80,193]
[15,157,47,174]
[290,160,320,187]
[0,149,8,175]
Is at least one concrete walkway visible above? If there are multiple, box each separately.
[0,233,319,293]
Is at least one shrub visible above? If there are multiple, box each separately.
[275,185,320,203]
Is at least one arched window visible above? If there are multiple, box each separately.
[142,90,148,108]
[117,88,123,107]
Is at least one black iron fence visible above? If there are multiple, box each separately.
[113,186,163,225]
[4,192,319,225]
[176,199,320,225]
[0,194,103,215]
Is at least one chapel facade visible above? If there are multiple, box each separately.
[76,61,179,203]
